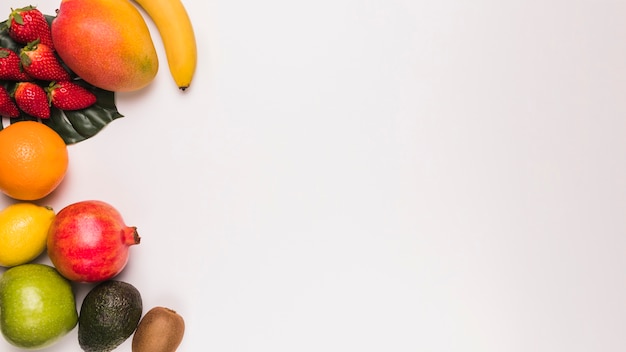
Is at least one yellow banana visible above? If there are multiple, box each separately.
[133,0,197,91]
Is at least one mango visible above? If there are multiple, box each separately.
[51,0,159,92]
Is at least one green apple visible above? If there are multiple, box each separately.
[0,263,78,349]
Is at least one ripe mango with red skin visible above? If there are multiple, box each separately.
[47,200,140,282]
[51,0,158,92]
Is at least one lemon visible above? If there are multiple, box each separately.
[0,203,55,267]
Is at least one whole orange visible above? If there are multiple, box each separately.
[0,121,68,200]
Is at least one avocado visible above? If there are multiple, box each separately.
[78,280,143,352]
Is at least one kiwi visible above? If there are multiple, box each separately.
[132,306,185,352]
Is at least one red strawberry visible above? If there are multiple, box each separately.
[20,40,71,82]
[47,81,97,110]
[0,48,31,81]
[0,86,19,117]
[13,82,50,119]
[5,6,54,50]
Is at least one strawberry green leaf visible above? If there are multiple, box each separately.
[13,13,23,25]
[0,15,124,145]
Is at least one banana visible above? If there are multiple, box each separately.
[133,0,197,91]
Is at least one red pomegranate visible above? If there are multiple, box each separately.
[47,200,140,282]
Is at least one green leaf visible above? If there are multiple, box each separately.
[13,13,23,25]
[0,15,124,145]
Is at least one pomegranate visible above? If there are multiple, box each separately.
[47,200,140,282]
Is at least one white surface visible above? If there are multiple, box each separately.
[1,0,625,351]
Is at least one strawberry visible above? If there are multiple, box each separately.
[5,6,54,50]
[0,48,31,81]
[13,82,50,119]
[47,81,97,110]
[0,86,19,117]
[20,40,71,82]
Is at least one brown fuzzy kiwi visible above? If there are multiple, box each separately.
[132,306,185,352]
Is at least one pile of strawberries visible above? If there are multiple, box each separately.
[0,5,97,119]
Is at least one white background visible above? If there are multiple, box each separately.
[1,0,625,351]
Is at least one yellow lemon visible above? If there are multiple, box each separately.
[0,203,55,267]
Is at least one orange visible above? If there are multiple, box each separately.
[0,121,68,200]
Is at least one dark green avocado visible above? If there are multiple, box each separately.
[78,280,143,352]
